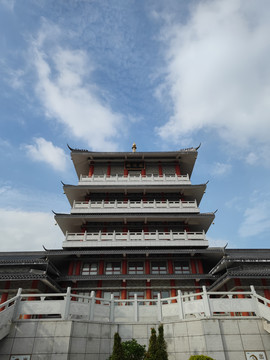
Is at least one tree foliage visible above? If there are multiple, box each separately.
[109,334,145,360]
[189,355,215,360]
[156,325,168,360]
[122,338,146,360]
[109,332,124,360]
[144,325,168,360]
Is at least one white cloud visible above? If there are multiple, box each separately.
[156,0,270,162]
[31,21,124,151]
[238,200,270,237]
[24,137,68,172]
[0,0,15,11]
[211,162,232,177]
[0,209,62,251]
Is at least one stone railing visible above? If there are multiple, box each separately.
[1,286,270,325]
[71,199,199,214]
[79,173,190,185]
[63,230,207,248]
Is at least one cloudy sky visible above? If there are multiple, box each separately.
[1,0,270,251]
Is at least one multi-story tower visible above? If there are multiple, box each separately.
[54,144,216,300]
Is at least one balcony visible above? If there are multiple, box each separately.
[78,173,191,186]
[70,199,199,214]
[62,230,208,248]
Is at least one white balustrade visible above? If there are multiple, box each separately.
[79,173,190,185]
[64,230,206,243]
[1,286,270,325]
[71,199,199,214]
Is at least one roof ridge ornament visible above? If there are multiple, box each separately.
[132,142,137,153]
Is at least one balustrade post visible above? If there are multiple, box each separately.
[112,230,116,242]
[142,230,145,241]
[177,290,184,319]
[202,286,211,317]
[166,199,169,208]
[250,285,260,316]
[114,199,117,207]
[98,231,101,242]
[63,287,71,320]
[179,200,182,208]
[12,288,22,321]
[170,230,173,241]
[101,200,104,208]
[184,230,188,241]
[154,199,156,208]
[88,291,95,321]
[83,231,87,242]
[202,230,206,240]
[141,199,143,208]
[134,294,138,322]
[156,230,159,241]
[157,293,162,322]
[65,231,68,241]
[110,294,115,322]
[127,230,130,242]
[128,199,130,208]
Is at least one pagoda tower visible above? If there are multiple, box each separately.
[55,144,215,301]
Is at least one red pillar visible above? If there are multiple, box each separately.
[124,163,128,177]
[145,260,151,300]
[96,260,104,304]
[68,261,74,276]
[168,261,176,302]
[121,260,127,300]
[175,163,181,176]
[88,163,94,177]
[234,278,249,316]
[107,162,111,177]
[190,260,201,299]
[158,162,163,177]
[24,280,39,319]
[0,281,10,311]
[262,279,270,302]
[197,259,204,274]
[141,168,146,177]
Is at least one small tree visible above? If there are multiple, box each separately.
[110,332,124,360]
[189,356,215,360]
[156,324,168,360]
[144,327,157,360]
[122,338,146,360]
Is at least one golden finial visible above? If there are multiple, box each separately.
[132,142,137,153]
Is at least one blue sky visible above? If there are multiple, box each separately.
[1,0,270,251]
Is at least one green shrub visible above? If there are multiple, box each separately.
[109,332,124,360]
[189,355,215,360]
[122,338,146,360]
[156,325,168,360]
[144,328,157,360]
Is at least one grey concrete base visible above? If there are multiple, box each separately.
[0,317,269,360]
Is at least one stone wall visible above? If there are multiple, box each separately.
[0,317,269,360]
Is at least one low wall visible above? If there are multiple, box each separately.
[0,317,269,360]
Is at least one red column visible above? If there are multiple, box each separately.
[141,168,146,177]
[175,163,181,176]
[121,260,127,300]
[145,260,151,300]
[190,260,201,299]
[88,163,94,177]
[75,261,81,276]
[158,162,163,177]
[168,260,176,302]
[96,260,104,304]
[24,280,39,319]
[107,162,111,177]
[0,281,10,311]
[68,261,74,276]
[262,279,270,302]
[197,260,204,274]
[124,163,128,177]
[146,281,151,300]
[234,278,249,316]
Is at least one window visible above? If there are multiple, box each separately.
[174,261,190,274]
[128,261,144,274]
[151,261,167,274]
[105,262,121,275]
[81,263,98,275]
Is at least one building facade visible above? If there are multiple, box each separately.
[0,145,270,359]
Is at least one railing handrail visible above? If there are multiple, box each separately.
[2,286,270,324]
